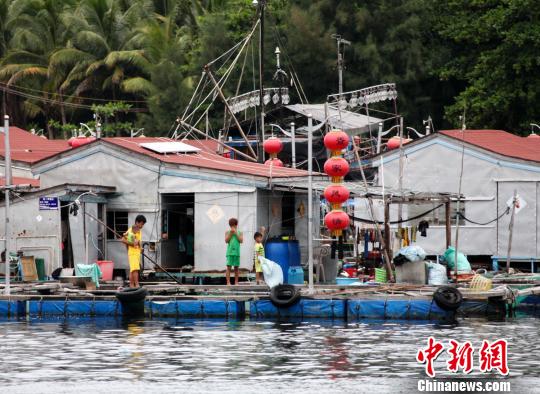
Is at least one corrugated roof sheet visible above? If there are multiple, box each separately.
[0,127,71,163]
[103,137,311,178]
[0,176,39,187]
[286,104,382,134]
[440,130,540,163]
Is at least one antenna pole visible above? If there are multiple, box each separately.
[3,115,11,295]
[257,1,266,163]
[332,34,351,95]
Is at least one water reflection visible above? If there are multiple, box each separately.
[0,316,538,392]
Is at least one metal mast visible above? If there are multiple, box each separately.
[332,34,351,95]
[255,0,267,163]
[2,115,11,295]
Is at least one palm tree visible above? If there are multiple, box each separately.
[0,0,76,136]
[0,0,13,116]
[120,1,196,131]
[58,0,151,101]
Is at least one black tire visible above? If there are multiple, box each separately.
[433,286,463,311]
[269,284,301,308]
[115,287,148,303]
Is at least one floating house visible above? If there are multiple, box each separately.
[0,130,322,276]
[367,129,540,265]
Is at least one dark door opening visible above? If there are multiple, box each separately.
[60,203,74,268]
[161,194,195,270]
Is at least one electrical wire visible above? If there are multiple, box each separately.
[0,81,147,103]
[0,84,148,112]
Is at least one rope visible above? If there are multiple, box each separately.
[182,20,260,124]
[457,207,510,226]
[348,203,444,225]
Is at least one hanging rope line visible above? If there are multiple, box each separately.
[349,204,510,226]
[348,203,444,225]
[458,207,510,225]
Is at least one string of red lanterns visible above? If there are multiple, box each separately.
[323,129,350,237]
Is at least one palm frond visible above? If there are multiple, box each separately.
[0,50,45,66]
[22,100,44,119]
[73,30,110,58]
[105,50,151,74]
[7,66,48,85]
[122,76,155,96]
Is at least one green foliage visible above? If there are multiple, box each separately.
[0,0,539,136]
[91,101,132,118]
[432,0,540,133]
[48,119,78,136]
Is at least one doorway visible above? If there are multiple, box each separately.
[160,194,195,270]
[60,202,73,268]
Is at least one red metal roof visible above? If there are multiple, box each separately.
[0,127,71,163]
[102,137,310,178]
[440,130,540,163]
[0,176,40,187]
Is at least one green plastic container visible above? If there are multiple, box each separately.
[35,258,46,281]
[375,268,387,283]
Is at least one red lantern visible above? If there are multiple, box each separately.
[70,136,96,148]
[264,158,284,167]
[324,210,350,231]
[386,136,411,150]
[263,137,283,155]
[324,157,349,177]
[323,184,350,204]
[324,130,349,151]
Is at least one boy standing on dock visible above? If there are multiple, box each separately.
[225,218,243,285]
[253,231,265,285]
[122,215,146,288]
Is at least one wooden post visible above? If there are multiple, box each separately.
[506,190,518,273]
[204,65,258,160]
[445,201,451,249]
[384,201,392,261]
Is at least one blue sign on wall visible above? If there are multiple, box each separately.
[39,197,59,210]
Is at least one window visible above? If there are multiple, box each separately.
[407,202,465,226]
[106,211,129,239]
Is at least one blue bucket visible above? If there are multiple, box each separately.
[287,266,304,285]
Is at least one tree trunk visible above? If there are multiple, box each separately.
[113,87,120,137]
[2,90,6,117]
[45,105,54,139]
[59,90,67,139]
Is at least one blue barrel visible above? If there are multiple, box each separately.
[265,239,290,282]
[288,240,301,267]
[266,239,302,283]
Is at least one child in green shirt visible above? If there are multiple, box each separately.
[225,217,243,285]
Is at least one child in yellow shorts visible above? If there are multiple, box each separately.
[122,215,146,288]
[253,232,264,284]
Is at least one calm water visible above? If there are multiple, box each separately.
[0,315,539,394]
